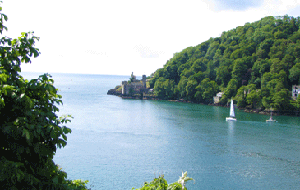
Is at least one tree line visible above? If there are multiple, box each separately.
[149,15,300,114]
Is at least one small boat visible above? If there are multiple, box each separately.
[266,108,276,122]
[226,99,237,121]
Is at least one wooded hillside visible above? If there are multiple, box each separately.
[149,15,300,113]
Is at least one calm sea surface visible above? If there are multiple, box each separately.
[23,72,300,190]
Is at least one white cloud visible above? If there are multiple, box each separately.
[2,0,300,76]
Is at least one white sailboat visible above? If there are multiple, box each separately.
[226,99,237,121]
[266,108,276,122]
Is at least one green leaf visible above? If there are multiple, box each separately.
[23,129,30,141]
[3,14,7,21]
[62,126,71,134]
[52,176,59,184]
[62,133,67,141]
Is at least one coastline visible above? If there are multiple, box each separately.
[107,90,300,117]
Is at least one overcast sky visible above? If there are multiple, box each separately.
[3,0,300,76]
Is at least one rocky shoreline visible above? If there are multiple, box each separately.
[107,89,300,116]
[107,90,160,100]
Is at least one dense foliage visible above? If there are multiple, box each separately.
[150,15,300,113]
[0,3,88,189]
[132,175,182,190]
[132,172,194,190]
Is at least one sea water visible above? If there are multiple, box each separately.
[22,72,300,189]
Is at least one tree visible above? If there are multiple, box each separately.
[153,78,175,99]
[177,77,188,99]
[150,15,300,114]
[0,3,88,189]
[216,65,231,87]
[291,95,300,111]
[177,171,194,190]
[235,86,247,108]
[185,78,198,101]
[270,58,287,73]
[232,58,247,87]
[272,88,290,111]
[153,77,166,97]
[200,78,219,104]
[133,175,169,190]
[221,79,238,104]
[132,172,194,190]
[192,71,205,83]
[194,85,204,102]
[246,89,262,109]
[289,62,300,84]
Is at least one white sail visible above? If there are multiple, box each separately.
[226,99,237,121]
[229,99,235,117]
[266,107,276,122]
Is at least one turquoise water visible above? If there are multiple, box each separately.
[23,73,300,189]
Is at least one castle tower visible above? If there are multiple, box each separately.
[122,81,128,95]
[142,75,146,89]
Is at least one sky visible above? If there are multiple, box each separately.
[2,0,300,76]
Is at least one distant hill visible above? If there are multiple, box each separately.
[149,15,300,114]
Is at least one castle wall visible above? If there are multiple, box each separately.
[121,73,148,95]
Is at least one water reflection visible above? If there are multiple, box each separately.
[227,121,235,137]
[227,121,235,154]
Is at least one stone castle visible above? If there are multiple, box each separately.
[121,72,148,95]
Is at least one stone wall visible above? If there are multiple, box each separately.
[122,74,147,95]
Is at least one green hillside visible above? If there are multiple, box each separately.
[149,15,300,114]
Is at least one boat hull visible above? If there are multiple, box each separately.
[226,117,237,121]
[266,119,277,122]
